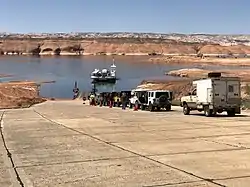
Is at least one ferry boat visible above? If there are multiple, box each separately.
[90,58,117,83]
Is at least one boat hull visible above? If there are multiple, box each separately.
[91,77,117,83]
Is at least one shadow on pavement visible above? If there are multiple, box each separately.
[190,113,249,118]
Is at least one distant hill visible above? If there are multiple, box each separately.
[1,32,250,46]
[1,32,250,56]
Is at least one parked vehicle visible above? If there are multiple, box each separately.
[129,88,150,109]
[180,72,241,117]
[129,89,172,111]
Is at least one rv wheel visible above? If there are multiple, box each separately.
[227,110,235,117]
[166,105,171,111]
[204,106,212,117]
[141,105,145,110]
[183,104,190,115]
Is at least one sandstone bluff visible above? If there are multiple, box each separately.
[1,37,250,56]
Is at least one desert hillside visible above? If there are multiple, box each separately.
[1,38,250,56]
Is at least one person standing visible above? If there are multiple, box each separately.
[103,93,107,106]
[89,93,95,106]
[121,92,127,110]
[73,81,79,100]
[99,93,104,107]
[108,93,113,108]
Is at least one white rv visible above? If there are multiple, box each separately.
[180,73,241,117]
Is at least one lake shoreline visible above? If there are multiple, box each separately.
[2,53,250,67]
[149,56,250,67]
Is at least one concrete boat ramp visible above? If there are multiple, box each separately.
[1,100,250,187]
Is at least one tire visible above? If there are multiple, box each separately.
[166,105,171,111]
[159,95,167,103]
[183,104,190,115]
[141,105,145,110]
[204,106,212,117]
[149,103,154,112]
[227,109,235,117]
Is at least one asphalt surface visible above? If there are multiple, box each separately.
[1,100,250,187]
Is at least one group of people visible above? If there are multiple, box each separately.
[88,92,128,110]
[72,82,129,110]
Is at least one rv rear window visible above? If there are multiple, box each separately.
[228,85,234,92]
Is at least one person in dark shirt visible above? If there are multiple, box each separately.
[121,92,127,110]
[99,93,104,107]
[103,93,107,106]
[108,93,113,108]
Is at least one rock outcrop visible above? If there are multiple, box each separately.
[0,81,46,109]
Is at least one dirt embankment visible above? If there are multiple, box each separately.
[0,81,46,109]
[138,80,194,100]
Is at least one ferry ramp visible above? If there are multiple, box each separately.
[1,100,250,186]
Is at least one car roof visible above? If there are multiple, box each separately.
[132,88,151,92]
[132,88,171,92]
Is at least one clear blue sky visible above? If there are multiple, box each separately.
[1,0,249,34]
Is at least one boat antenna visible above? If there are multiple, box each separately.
[74,81,77,88]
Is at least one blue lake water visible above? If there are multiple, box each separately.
[0,55,242,98]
